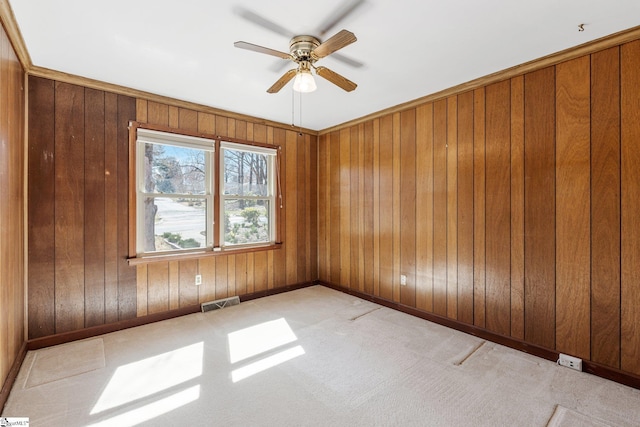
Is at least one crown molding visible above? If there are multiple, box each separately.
[0,0,31,69]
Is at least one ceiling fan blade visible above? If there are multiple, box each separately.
[233,7,294,38]
[331,52,364,68]
[313,30,357,59]
[267,69,298,93]
[316,0,365,37]
[315,66,357,92]
[234,41,291,60]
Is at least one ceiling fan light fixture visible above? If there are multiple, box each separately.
[293,69,317,93]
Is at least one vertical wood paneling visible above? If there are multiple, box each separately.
[309,134,318,281]
[272,128,286,289]
[485,80,511,337]
[179,260,199,306]
[357,125,365,292]
[363,122,374,295]
[524,67,556,349]
[313,35,640,381]
[432,100,448,316]
[330,131,341,285]
[27,78,313,340]
[473,87,486,328]
[285,130,298,285]
[555,56,591,360]
[117,95,138,320]
[136,265,148,316]
[199,258,216,303]
[446,97,458,319]
[590,47,621,368]
[147,263,169,314]
[197,112,215,134]
[54,82,86,333]
[372,119,381,297]
[28,77,135,338]
[169,106,179,128]
[254,251,268,292]
[510,76,525,340]
[457,91,474,325]
[104,93,120,324]
[318,134,328,282]
[400,109,416,307]
[215,256,228,299]
[299,135,309,283]
[0,25,25,391]
[392,113,401,302]
[84,88,106,327]
[350,126,360,290]
[378,116,393,300]
[178,108,199,132]
[416,104,434,312]
[235,254,247,295]
[621,40,640,375]
[340,128,351,289]
[147,101,169,126]
[227,251,236,295]
[28,77,56,338]
[169,261,180,309]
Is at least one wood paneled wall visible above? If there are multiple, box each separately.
[318,40,640,377]
[0,24,25,389]
[134,100,318,315]
[28,76,137,339]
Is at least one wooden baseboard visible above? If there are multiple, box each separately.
[27,306,201,350]
[319,281,640,390]
[239,281,317,302]
[27,281,318,351]
[0,341,27,412]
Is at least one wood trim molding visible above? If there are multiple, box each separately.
[0,342,27,412]
[0,0,31,70]
[28,65,318,136]
[320,24,640,134]
[318,281,640,390]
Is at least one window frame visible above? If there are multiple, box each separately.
[219,140,278,250]
[128,122,282,263]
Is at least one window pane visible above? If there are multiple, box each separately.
[143,197,207,252]
[223,199,270,245]
[143,143,206,194]
[223,149,269,196]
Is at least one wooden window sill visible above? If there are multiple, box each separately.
[128,242,282,266]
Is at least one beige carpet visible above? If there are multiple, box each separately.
[22,338,105,389]
[547,405,612,427]
[3,286,640,426]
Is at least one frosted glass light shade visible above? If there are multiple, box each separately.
[293,70,317,93]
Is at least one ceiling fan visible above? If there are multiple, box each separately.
[233,0,364,94]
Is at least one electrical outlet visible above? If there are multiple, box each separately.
[558,353,582,371]
[400,275,407,286]
[195,274,202,286]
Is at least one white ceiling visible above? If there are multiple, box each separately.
[9,0,640,131]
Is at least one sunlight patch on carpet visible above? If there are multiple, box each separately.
[91,342,203,415]
[228,318,297,364]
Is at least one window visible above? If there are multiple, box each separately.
[133,126,279,257]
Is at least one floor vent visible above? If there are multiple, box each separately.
[201,296,240,313]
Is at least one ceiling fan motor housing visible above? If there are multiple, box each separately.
[290,35,320,63]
